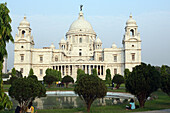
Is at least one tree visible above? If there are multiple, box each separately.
[28,68,34,76]
[76,69,85,82]
[9,69,22,84]
[105,69,111,86]
[92,68,97,76]
[125,63,160,108]
[9,75,17,84]
[11,68,16,76]
[74,75,107,112]
[124,68,130,81]
[43,75,56,87]
[9,77,46,113]
[15,70,22,78]
[0,3,14,110]
[112,74,124,89]
[62,75,74,88]
[160,65,170,96]
[46,68,61,81]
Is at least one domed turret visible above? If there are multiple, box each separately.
[19,16,30,27]
[112,43,117,48]
[59,37,66,44]
[66,6,96,36]
[50,43,55,49]
[69,11,94,32]
[126,14,137,27]
[95,37,102,44]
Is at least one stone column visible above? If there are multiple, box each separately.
[85,65,87,74]
[103,65,106,76]
[100,65,102,75]
[64,65,66,76]
[97,65,98,76]
[89,65,91,75]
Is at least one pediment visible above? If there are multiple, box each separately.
[17,38,28,42]
[128,38,138,41]
[77,59,84,61]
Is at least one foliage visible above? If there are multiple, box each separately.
[160,65,170,96]
[9,69,23,84]
[46,68,61,81]
[28,68,34,76]
[11,68,16,76]
[76,69,85,82]
[92,68,97,76]
[15,70,23,78]
[125,63,160,108]
[112,74,124,89]
[27,75,38,81]
[28,68,38,80]
[62,75,74,88]
[124,68,130,81]
[74,75,107,112]
[0,3,14,111]
[105,69,111,86]
[43,75,56,87]
[9,77,46,112]
[9,76,17,84]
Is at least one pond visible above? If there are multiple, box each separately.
[9,91,134,110]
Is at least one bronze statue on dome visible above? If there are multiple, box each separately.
[80,5,83,11]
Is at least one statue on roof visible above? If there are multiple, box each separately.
[80,5,83,11]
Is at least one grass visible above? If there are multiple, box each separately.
[3,83,126,92]
[1,89,170,113]
[2,83,170,113]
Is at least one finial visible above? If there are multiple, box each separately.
[80,5,83,11]
[130,13,132,18]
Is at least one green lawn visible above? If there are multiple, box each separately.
[1,89,170,113]
[3,83,126,92]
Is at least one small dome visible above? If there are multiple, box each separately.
[112,43,117,48]
[19,16,30,27]
[68,11,94,33]
[95,37,102,43]
[59,37,66,43]
[50,43,55,49]
[126,14,137,26]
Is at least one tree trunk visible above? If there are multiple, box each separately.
[116,84,120,89]
[139,98,145,108]
[66,83,68,88]
[87,102,91,113]
[137,94,146,108]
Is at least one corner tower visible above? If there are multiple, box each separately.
[14,16,34,76]
[123,14,141,71]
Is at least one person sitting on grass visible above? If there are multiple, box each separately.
[126,99,135,110]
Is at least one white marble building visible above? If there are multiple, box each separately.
[14,9,141,81]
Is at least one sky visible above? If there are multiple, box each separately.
[1,0,170,70]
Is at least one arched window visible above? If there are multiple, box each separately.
[79,38,82,43]
[130,29,134,36]
[22,30,25,38]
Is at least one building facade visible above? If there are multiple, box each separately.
[14,9,141,80]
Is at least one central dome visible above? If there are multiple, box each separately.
[68,11,95,33]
